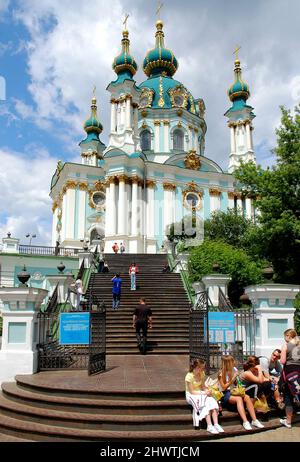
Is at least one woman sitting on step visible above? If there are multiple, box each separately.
[185,358,224,434]
[218,355,264,431]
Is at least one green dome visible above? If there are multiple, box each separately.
[228,59,250,101]
[112,30,137,77]
[83,97,103,135]
[143,21,178,77]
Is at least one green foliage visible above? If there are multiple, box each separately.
[167,217,197,242]
[235,104,300,283]
[188,240,264,306]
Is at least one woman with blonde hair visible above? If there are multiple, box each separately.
[279,329,300,428]
[218,355,264,430]
[185,358,224,434]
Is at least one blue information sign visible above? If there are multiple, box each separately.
[60,312,90,345]
[205,312,235,344]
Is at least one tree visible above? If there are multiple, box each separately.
[188,240,263,306]
[235,104,300,283]
[204,209,257,251]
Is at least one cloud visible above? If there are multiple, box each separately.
[0,146,56,244]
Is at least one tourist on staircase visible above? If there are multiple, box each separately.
[111,273,122,310]
[120,242,126,254]
[102,261,109,273]
[112,242,119,254]
[132,298,152,355]
[129,262,139,291]
[185,358,225,434]
[218,355,264,430]
[279,329,300,428]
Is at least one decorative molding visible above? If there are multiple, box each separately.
[93,180,105,192]
[168,84,189,109]
[163,182,176,191]
[78,182,89,191]
[228,191,236,200]
[184,150,201,170]
[141,109,148,118]
[182,190,203,211]
[52,201,59,213]
[139,88,154,109]
[154,120,161,126]
[158,76,165,108]
[209,187,222,197]
[163,120,170,125]
[146,179,156,188]
[177,109,183,117]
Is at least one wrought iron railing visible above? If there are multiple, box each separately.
[18,245,79,257]
[218,286,234,311]
[168,253,194,304]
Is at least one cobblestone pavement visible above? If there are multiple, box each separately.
[211,421,300,442]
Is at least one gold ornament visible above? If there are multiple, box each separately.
[184,150,201,170]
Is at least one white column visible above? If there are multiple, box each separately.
[65,188,76,239]
[61,192,67,242]
[104,183,111,236]
[154,121,160,152]
[77,188,86,240]
[245,122,252,150]
[195,130,200,154]
[245,197,252,220]
[118,177,126,235]
[163,121,170,152]
[109,179,117,236]
[209,190,221,213]
[131,179,138,235]
[126,97,131,129]
[188,126,194,150]
[228,193,235,209]
[163,185,175,236]
[117,103,121,132]
[138,182,143,236]
[110,101,117,132]
[146,182,155,238]
[237,196,243,213]
[52,207,58,246]
[230,126,236,153]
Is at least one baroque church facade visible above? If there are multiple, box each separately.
[50,19,256,254]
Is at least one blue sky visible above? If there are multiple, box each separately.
[0,0,300,245]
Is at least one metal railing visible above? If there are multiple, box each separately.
[168,253,194,304]
[18,245,79,257]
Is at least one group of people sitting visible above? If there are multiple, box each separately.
[185,328,300,434]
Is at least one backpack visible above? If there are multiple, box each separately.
[282,369,300,404]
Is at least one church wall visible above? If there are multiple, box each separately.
[220,192,229,212]
[203,188,211,220]
[74,187,80,239]
[154,183,164,249]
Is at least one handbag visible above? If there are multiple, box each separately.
[208,386,224,401]
[254,395,270,413]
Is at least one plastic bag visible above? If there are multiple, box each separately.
[231,385,246,397]
[254,395,270,413]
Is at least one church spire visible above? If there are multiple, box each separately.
[112,19,138,81]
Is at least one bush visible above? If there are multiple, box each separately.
[294,293,300,335]
[188,240,264,306]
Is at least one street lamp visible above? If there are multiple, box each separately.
[26,233,37,246]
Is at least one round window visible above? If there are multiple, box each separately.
[92,191,105,207]
[174,95,184,106]
[185,192,200,208]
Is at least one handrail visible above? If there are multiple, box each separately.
[18,245,79,257]
[43,283,59,314]
[168,253,194,304]
[218,286,234,311]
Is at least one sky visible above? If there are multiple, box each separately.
[0,0,299,245]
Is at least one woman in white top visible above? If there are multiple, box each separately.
[185,358,224,434]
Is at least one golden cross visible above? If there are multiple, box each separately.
[233,45,241,60]
[123,13,129,30]
[92,85,96,98]
[156,1,164,19]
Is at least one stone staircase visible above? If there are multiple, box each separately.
[0,374,292,442]
[87,254,191,355]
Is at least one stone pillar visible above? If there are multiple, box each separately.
[245,284,300,357]
[1,235,20,254]
[138,180,143,236]
[245,122,252,150]
[65,186,76,239]
[0,287,48,383]
[46,274,74,304]
[109,177,117,236]
[104,181,111,236]
[228,191,235,210]
[202,274,232,307]
[146,180,156,238]
[131,177,139,235]
[236,193,243,213]
[163,183,176,237]
[78,183,88,240]
[163,120,170,152]
[110,100,117,132]
[125,97,131,129]
[209,188,221,213]
[117,175,127,235]
[245,197,252,220]
[154,120,160,152]
[188,125,194,151]
[78,250,92,269]
[194,128,200,154]
[230,125,236,153]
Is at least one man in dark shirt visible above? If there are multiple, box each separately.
[132,298,152,354]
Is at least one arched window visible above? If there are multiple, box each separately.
[173,129,184,150]
[140,130,151,151]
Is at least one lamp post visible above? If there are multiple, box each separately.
[26,233,36,246]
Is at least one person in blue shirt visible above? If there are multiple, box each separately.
[111,273,122,310]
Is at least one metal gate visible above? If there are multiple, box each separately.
[88,308,106,375]
[189,289,256,374]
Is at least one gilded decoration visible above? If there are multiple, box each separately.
[184,150,201,170]
[154,120,161,126]
[93,180,105,192]
[189,95,196,114]
[57,208,62,220]
[142,121,147,129]
[163,182,176,191]
[78,182,88,191]
[117,174,130,184]
[141,110,148,118]
[139,88,154,109]
[168,85,188,109]
[146,179,156,188]
[89,190,106,209]
[198,99,206,118]
[158,76,165,108]
[177,109,183,117]
[52,201,58,213]
[163,120,170,125]
[209,188,222,197]
[182,190,203,211]
[65,179,78,189]
[228,191,236,200]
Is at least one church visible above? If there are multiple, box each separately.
[50,17,256,254]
